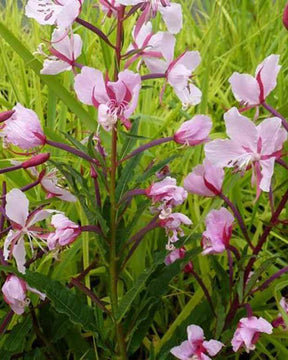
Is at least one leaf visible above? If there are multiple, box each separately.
[0,316,32,354]
[21,270,100,335]
[116,251,166,322]
[115,154,142,201]
[244,256,276,297]
[119,117,140,159]
[0,22,95,129]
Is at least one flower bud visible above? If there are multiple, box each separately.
[283,3,288,30]
[22,153,50,169]
[174,115,212,146]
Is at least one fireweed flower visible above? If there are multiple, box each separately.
[146,176,187,209]
[74,67,141,130]
[204,107,287,195]
[165,246,186,265]
[202,207,234,255]
[3,189,56,273]
[231,316,273,353]
[0,103,45,150]
[184,160,224,197]
[174,115,212,146]
[2,275,46,315]
[25,0,84,29]
[47,214,81,250]
[272,297,288,328]
[159,212,192,250]
[125,22,175,72]
[166,51,202,108]
[40,29,82,75]
[229,54,281,107]
[170,324,224,360]
[117,0,182,34]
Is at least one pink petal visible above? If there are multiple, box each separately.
[41,60,71,75]
[26,285,46,300]
[259,158,275,192]
[224,107,258,149]
[6,189,29,227]
[170,340,194,360]
[257,117,287,155]
[174,83,202,106]
[74,67,107,106]
[228,72,260,105]
[56,0,81,28]
[203,339,224,356]
[159,3,183,34]
[177,51,201,73]
[13,238,27,274]
[204,139,244,168]
[187,324,204,343]
[255,54,281,99]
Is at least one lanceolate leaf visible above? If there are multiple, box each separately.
[0,22,95,129]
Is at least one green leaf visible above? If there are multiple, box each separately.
[0,316,32,354]
[116,251,166,322]
[22,270,100,335]
[115,154,142,201]
[244,256,276,297]
[0,22,95,129]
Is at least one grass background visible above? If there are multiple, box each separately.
[0,0,288,358]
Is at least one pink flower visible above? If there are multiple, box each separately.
[2,275,46,315]
[40,29,82,75]
[165,247,186,265]
[167,51,202,107]
[231,316,273,353]
[272,297,288,328]
[74,67,141,130]
[25,0,83,29]
[125,22,175,73]
[160,212,192,250]
[0,103,45,150]
[165,247,193,272]
[118,0,182,34]
[4,189,56,273]
[146,177,187,208]
[184,160,224,197]
[174,115,212,146]
[229,55,281,106]
[201,208,234,255]
[170,324,224,360]
[204,107,287,195]
[47,214,81,250]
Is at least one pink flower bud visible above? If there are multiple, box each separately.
[1,104,45,150]
[0,110,14,123]
[47,214,81,250]
[283,3,288,30]
[174,115,212,146]
[22,153,50,169]
[2,275,45,315]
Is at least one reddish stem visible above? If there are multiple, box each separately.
[262,102,288,132]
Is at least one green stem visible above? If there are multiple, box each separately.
[109,5,127,359]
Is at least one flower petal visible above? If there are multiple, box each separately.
[6,189,29,226]
[255,54,281,99]
[159,3,183,34]
[228,72,260,105]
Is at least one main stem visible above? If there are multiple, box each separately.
[109,6,127,359]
